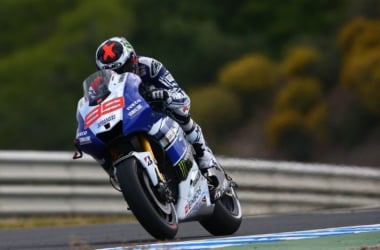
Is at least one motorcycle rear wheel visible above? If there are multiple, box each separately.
[116,157,178,240]
[200,187,242,235]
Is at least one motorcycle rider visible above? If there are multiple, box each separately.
[94,36,228,200]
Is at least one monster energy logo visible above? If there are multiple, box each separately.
[176,159,191,180]
[122,40,134,52]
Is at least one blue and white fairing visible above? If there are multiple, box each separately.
[75,70,187,167]
[75,70,213,221]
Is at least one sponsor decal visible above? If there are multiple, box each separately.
[185,186,202,215]
[177,160,188,178]
[78,136,92,145]
[182,105,189,112]
[102,62,122,70]
[97,114,116,128]
[84,97,124,128]
[158,72,176,87]
[77,130,87,137]
[128,104,143,117]
[126,99,143,117]
[192,171,201,187]
[122,40,134,51]
[176,159,192,180]
[151,60,162,77]
[213,190,222,200]
[144,155,154,166]
[126,99,142,111]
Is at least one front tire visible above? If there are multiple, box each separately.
[116,157,178,240]
[200,187,242,235]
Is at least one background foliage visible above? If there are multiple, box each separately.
[0,0,379,165]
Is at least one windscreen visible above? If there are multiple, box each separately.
[83,70,113,106]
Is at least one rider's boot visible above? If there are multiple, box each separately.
[184,121,233,201]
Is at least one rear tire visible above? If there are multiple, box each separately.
[200,187,242,235]
[116,157,178,240]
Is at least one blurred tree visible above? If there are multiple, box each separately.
[266,76,327,160]
[304,102,329,144]
[189,86,242,144]
[338,17,380,56]
[0,0,134,149]
[0,0,76,57]
[0,0,371,156]
[344,0,380,19]
[217,53,278,115]
[129,0,347,86]
[264,40,329,160]
[224,0,347,55]
[340,49,380,116]
[280,46,322,78]
[339,17,380,117]
[129,0,252,88]
[275,77,323,114]
[265,110,313,160]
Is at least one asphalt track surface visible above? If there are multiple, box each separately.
[1,207,379,250]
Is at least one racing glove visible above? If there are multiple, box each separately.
[146,89,171,103]
[145,88,190,124]
[145,89,172,113]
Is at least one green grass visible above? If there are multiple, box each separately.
[221,231,380,250]
[0,215,136,230]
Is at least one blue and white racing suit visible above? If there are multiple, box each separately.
[136,56,217,170]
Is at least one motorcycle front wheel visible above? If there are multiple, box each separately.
[116,157,178,240]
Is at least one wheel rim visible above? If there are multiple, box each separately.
[142,171,177,223]
[220,188,242,218]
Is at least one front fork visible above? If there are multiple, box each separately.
[136,133,174,202]
[74,134,167,187]
[137,133,165,182]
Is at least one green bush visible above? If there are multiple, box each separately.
[265,110,312,160]
[304,103,328,143]
[274,77,323,114]
[189,86,242,141]
[281,46,321,78]
[338,17,380,116]
[338,17,380,56]
[340,49,380,116]
[266,80,328,159]
[217,53,277,113]
[0,0,133,149]
[336,16,380,150]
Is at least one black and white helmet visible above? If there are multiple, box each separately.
[95,37,138,74]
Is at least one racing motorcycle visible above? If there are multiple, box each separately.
[73,69,242,240]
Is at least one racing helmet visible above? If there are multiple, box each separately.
[95,37,138,74]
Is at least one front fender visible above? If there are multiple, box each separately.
[114,151,158,186]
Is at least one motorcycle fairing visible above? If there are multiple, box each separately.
[114,151,159,186]
[75,71,162,159]
[148,116,188,167]
[76,70,213,222]
[176,164,213,221]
